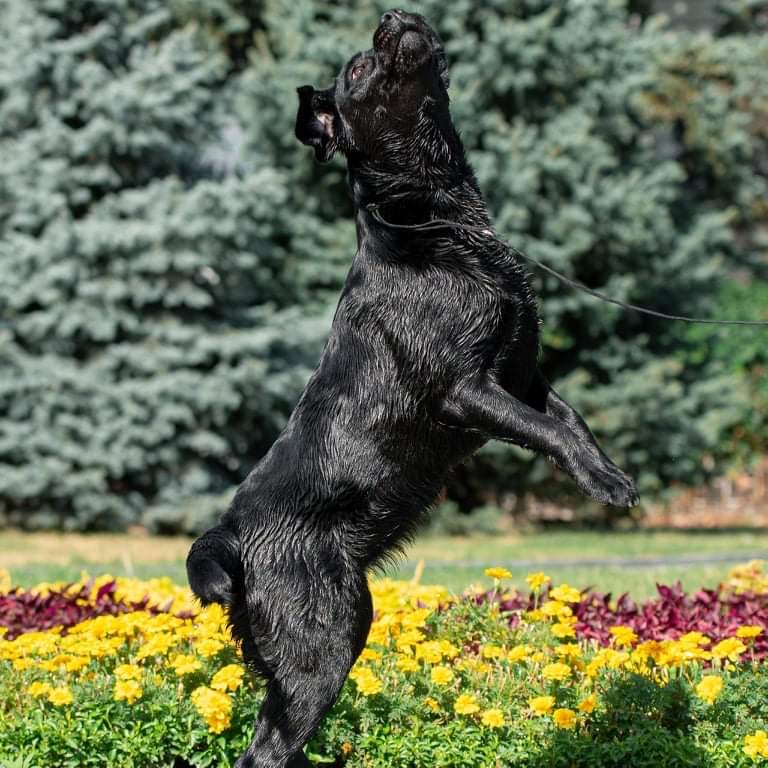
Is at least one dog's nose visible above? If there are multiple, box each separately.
[380,9,406,25]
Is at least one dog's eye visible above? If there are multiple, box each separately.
[350,62,368,81]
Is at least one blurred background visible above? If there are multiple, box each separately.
[1,0,767,595]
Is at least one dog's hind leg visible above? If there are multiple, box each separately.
[186,523,241,607]
[234,567,373,768]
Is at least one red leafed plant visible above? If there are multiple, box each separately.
[482,582,768,659]
[0,580,154,640]
[572,583,768,655]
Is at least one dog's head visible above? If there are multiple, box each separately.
[295,9,450,164]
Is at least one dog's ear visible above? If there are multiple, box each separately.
[295,85,339,163]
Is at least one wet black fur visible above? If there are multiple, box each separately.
[187,10,638,768]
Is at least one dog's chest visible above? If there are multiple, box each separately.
[343,258,527,380]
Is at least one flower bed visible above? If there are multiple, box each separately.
[1,564,767,767]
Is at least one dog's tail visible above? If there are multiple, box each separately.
[186,523,242,607]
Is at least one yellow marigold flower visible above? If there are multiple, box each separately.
[191,686,232,734]
[540,600,572,619]
[553,708,577,729]
[711,637,747,662]
[341,742,353,756]
[454,693,480,715]
[13,658,34,672]
[609,626,638,647]
[430,665,454,686]
[484,567,512,581]
[481,644,505,659]
[578,693,597,714]
[530,651,547,664]
[357,675,383,696]
[170,654,202,677]
[634,640,665,663]
[744,730,768,759]
[195,638,225,658]
[456,658,491,675]
[736,626,764,639]
[114,663,143,681]
[678,631,710,647]
[396,654,420,673]
[549,584,582,604]
[480,708,505,728]
[65,656,90,673]
[114,679,143,705]
[507,645,531,663]
[359,648,382,661]
[525,572,550,591]
[551,622,576,639]
[48,687,73,706]
[555,643,581,660]
[211,664,245,692]
[27,681,52,698]
[400,609,431,629]
[350,668,383,696]
[695,675,723,705]
[529,696,555,716]
[395,628,425,651]
[414,641,443,664]
[366,623,390,646]
[136,632,176,660]
[438,640,460,659]
[526,608,547,622]
[424,696,441,712]
[542,662,571,682]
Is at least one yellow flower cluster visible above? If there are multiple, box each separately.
[191,685,232,733]
[744,730,768,759]
[695,675,723,705]
[0,575,241,736]
[27,573,199,616]
[726,560,768,596]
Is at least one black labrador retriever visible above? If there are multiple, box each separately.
[187,10,638,767]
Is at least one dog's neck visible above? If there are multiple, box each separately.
[347,98,491,235]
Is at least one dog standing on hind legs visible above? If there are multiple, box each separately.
[186,9,639,767]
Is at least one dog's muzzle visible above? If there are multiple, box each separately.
[373,9,428,56]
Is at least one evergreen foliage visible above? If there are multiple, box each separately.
[0,0,323,531]
[1,0,765,531]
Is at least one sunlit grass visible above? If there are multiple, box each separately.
[2,528,765,599]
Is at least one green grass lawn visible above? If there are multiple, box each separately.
[2,528,766,599]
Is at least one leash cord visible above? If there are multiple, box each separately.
[366,204,768,327]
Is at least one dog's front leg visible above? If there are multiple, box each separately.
[437,376,638,507]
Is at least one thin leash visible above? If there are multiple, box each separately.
[366,203,768,327]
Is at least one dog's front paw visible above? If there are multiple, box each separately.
[573,459,639,508]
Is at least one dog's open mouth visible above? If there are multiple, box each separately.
[373,24,398,56]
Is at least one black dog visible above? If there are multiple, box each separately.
[187,10,638,767]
